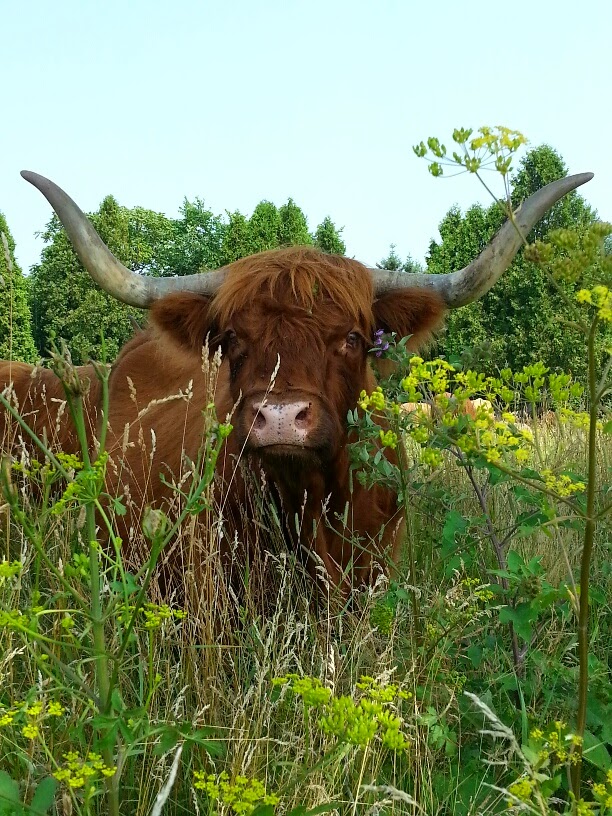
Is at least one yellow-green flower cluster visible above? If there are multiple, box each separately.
[358,386,387,412]
[526,222,612,284]
[413,125,527,177]
[379,429,398,449]
[461,577,495,605]
[118,602,186,630]
[576,284,612,321]
[52,451,109,515]
[400,357,454,400]
[319,693,409,750]
[274,674,411,751]
[425,576,496,647]
[355,675,412,703]
[54,751,116,790]
[0,696,65,738]
[506,776,534,807]
[56,452,84,472]
[541,469,586,498]
[272,673,332,707]
[357,357,592,481]
[0,559,22,580]
[592,770,612,811]
[530,720,582,765]
[558,408,590,429]
[193,771,279,815]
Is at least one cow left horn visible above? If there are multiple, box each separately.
[370,172,594,307]
[21,171,227,307]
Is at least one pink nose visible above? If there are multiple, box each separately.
[250,401,313,446]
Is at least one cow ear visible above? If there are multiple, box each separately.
[149,293,220,356]
[372,288,446,350]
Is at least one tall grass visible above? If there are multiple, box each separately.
[1,354,610,814]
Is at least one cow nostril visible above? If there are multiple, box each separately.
[294,406,311,428]
[253,411,266,430]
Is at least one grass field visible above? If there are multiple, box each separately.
[1,361,611,816]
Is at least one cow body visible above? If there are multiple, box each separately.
[1,247,445,589]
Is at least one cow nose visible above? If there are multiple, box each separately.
[250,401,313,446]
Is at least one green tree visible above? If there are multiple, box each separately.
[428,145,599,376]
[378,244,403,271]
[0,213,37,363]
[249,201,281,254]
[161,198,226,276]
[314,216,346,255]
[278,199,312,246]
[30,197,174,363]
[221,210,255,264]
[378,245,424,273]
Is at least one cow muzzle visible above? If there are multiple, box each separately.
[248,399,314,449]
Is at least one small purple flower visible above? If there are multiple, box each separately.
[374,329,389,357]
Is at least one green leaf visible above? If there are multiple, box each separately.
[442,510,468,553]
[506,550,525,574]
[28,778,58,815]
[154,727,180,756]
[0,771,22,815]
[466,644,482,668]
[582,729,611,771]
[110,571,141,596]
[499,602,538,641]
[111,496,127,516]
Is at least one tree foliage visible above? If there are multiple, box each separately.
[313,216,346,255]
[278,199,313,247]
[29,198,163,363]
[0,212,37,363]
[427,145,599,377]
[378,244,424,273]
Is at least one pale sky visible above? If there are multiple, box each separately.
[1,0,609,275]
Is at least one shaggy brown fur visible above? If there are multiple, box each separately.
[1,246,446,593]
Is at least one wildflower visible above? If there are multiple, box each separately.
[47,701,64,717]
[379,429,398,449]
[0,560,22,580]
[193,771,279,814]
[420,448,443,468]
[53,751,116,790]
[22,723,39,740]
[507,776,533,804]
[0,709,16,727]
[373,329,390,357]
[576,289,592,304]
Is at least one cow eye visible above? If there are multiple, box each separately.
[346,331,360,349]
[226,329,237,343]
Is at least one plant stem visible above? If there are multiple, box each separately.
[571,318,599,796]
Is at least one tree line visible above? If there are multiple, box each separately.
[0,145,604,379]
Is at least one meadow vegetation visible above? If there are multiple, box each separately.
[0,128,611,815]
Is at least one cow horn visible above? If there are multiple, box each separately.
[370,172,594,307]
[21,171,227,308]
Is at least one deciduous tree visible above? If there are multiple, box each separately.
[0,213,37,363]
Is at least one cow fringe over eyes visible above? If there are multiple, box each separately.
[211,247,376,328]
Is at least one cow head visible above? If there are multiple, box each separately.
[148,247,446,469]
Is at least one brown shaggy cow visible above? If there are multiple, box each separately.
[0,171,593,590]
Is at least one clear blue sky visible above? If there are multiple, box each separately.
[1,0,609,274]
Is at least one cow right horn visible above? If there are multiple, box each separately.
[21,171,228,308]
[370,172,594,307]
